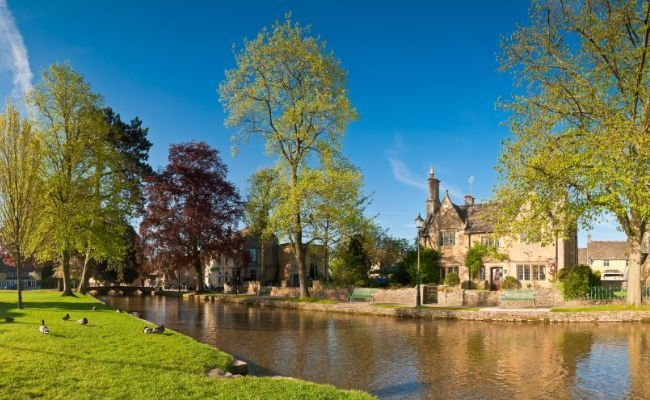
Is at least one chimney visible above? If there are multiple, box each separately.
[464,195,475,206]
[426,166,441,217]
[587,233,592,244]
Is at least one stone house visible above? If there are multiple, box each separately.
[419,167,577,289]
[205,228,326,291]
[578,236,628,282]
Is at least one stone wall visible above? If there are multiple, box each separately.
[372,287,418,306]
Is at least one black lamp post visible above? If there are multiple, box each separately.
[415,213,425,307]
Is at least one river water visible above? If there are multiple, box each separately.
[99,295,650,399]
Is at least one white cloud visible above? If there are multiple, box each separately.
[0,0,33,102]
[385,151,427,190]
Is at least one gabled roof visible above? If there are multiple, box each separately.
[588,241,628,260]
[461,203,494,233]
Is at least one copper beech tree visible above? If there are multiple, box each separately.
[140,142,243,293]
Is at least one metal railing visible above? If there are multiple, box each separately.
[587,286,650,301]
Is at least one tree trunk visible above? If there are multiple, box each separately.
[194,258,205,294]
[291,164,309,297]
[16,257,23,309]
[626,237,643,306]
[77,247,92,295]
[61,249,74,296]
[260,238,265,286]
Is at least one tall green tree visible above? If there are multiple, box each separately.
[304,157,371,282]
[220,16,358,297]
[496,0,650,305]
[330,235,370,285]
[0,104,46,308]
[27,63,126,296]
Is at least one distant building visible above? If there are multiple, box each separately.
[0,264,41,289]
[579,236,628,282]
[419,167,577,289]
[204,229,326,291]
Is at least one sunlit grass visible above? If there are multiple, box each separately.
[551,304,650,312]
[0,290,373,400]
[373,303,481,311]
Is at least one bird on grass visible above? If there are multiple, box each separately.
[143,326,155,334]
[39,320,49,334]
[4,316,14,323]
[62,313,70,321]
[152,324,165,334]
[131,312,141,318]
[115,308,122,313]
[92,306,96,311]
[77,317,88,325]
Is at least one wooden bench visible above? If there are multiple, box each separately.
[348,288,376,302]
[500,289,536,308]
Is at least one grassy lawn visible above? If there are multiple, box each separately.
[373,303,481,311]
[0,290,373,400]
[551,304,650,312]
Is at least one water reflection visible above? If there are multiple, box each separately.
[100,296,650,400]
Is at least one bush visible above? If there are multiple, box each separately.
[558,265,601,300]
[503,276,522,289]
[444,272,460,287]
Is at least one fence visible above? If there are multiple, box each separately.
[587,286,650,301]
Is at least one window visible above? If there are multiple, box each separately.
[603,260,609,267]
[481,236,500,248]
[249,248,258,263]
[249,269,257,280]
[441,266,459,279]
[478,267,486,281]
[516,264,546,281]
[442,231,456,246]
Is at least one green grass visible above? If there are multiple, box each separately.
[280,297,338,304]
[551,304,650,312]
[373,303,481,311]
[0,290,373,400]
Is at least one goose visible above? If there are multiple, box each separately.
[152,324,165,334]
[143,326,155,334]
[77,317,88,325]
[4,316,14,323]
[62,313,70,320]
[39,320,49,334]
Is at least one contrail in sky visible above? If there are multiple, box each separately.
[0,0,33,102]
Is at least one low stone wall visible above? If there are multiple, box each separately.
[372,287,417,306]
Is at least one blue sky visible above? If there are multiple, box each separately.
[0,0,625,246]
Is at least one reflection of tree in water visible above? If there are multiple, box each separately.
[558,331,593,376]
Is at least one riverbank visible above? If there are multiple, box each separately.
[0,290,373,400]
[190,293,650,323]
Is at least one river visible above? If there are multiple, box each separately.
[99,295,650,399]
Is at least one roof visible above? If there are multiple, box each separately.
[587,241,627,260]
[462,203,494,233]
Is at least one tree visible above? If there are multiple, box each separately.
[140,142,243,293]
[244,168,280,285]
[0,104,46,308]
[400,246,441,286]
[27,63,132,296]
[304,158,371,282]
[330,235,370,285]
[367,228,410,282]
[77,109,152,294]
[220,15,358,297]
[496,0,650,305]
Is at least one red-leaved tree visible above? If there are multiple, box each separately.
[139,142,243,293]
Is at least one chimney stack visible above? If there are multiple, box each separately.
[464,195,475,206]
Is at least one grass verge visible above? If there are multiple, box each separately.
[0,290,373,400]
[551,304,650,312]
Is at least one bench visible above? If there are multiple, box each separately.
[348,288,376,302]
[500,289,536,308]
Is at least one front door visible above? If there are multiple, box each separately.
[491,267,503,291]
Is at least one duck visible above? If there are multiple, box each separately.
[62,313,70,321]
[152,324,165,334]
[115,308,122,313]
[131,312,141,318]
[143,326,155,334]
[39,320,49,334]
[92,306,96,311]
[4,316,14,323]
[77,317,88,325]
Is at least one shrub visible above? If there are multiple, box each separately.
[503,276,522,289]
[558,265,601,300]
[444,272,460,286]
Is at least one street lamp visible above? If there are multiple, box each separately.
[414,213,425,307]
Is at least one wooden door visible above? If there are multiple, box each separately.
[491,267,503,291]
